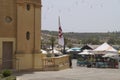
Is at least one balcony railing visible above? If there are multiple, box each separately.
[42,55,70,71]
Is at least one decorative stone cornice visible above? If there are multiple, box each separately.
[17,0,42,7]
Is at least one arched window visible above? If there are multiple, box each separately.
[26,31,30,40]
[26,4,30,11]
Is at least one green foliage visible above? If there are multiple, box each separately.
[42,30,120,45]
[67,43,73,48]
[78,57,84,61]
[81,37,101,45]
[2,69,12,77]
[49,36,56,50]
[47,53,52,57]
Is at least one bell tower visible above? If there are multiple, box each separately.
[16,0,42,70]
[16,0,41,54]
[0,0,42,71]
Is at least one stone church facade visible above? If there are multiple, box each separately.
[0,0,43,71]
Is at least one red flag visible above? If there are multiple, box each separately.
[58,17,64,46]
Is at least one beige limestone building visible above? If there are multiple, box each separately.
[0,0,43,71]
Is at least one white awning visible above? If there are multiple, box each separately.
[94,42,117,52]
[78,50,94,55]
[103,53,119,59]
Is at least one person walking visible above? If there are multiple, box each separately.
[69,54,72,68]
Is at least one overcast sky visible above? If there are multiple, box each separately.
[42,0,120,32]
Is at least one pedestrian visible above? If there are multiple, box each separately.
[69,54,72,68]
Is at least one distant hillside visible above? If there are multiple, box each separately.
[41,30,120,45]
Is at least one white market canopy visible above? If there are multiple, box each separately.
[49,49,62,55]
[94,42,117,52]
[67,47,81,52]
[103,53,119,58]
[41,49,47,54]
[78,50,94,55]
[102,52,120,60]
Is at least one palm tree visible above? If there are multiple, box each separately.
[63,38,68,54]
[50,36,56,50]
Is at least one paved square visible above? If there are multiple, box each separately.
[17,60,120,80]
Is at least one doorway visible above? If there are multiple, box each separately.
[2,42,13,69]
